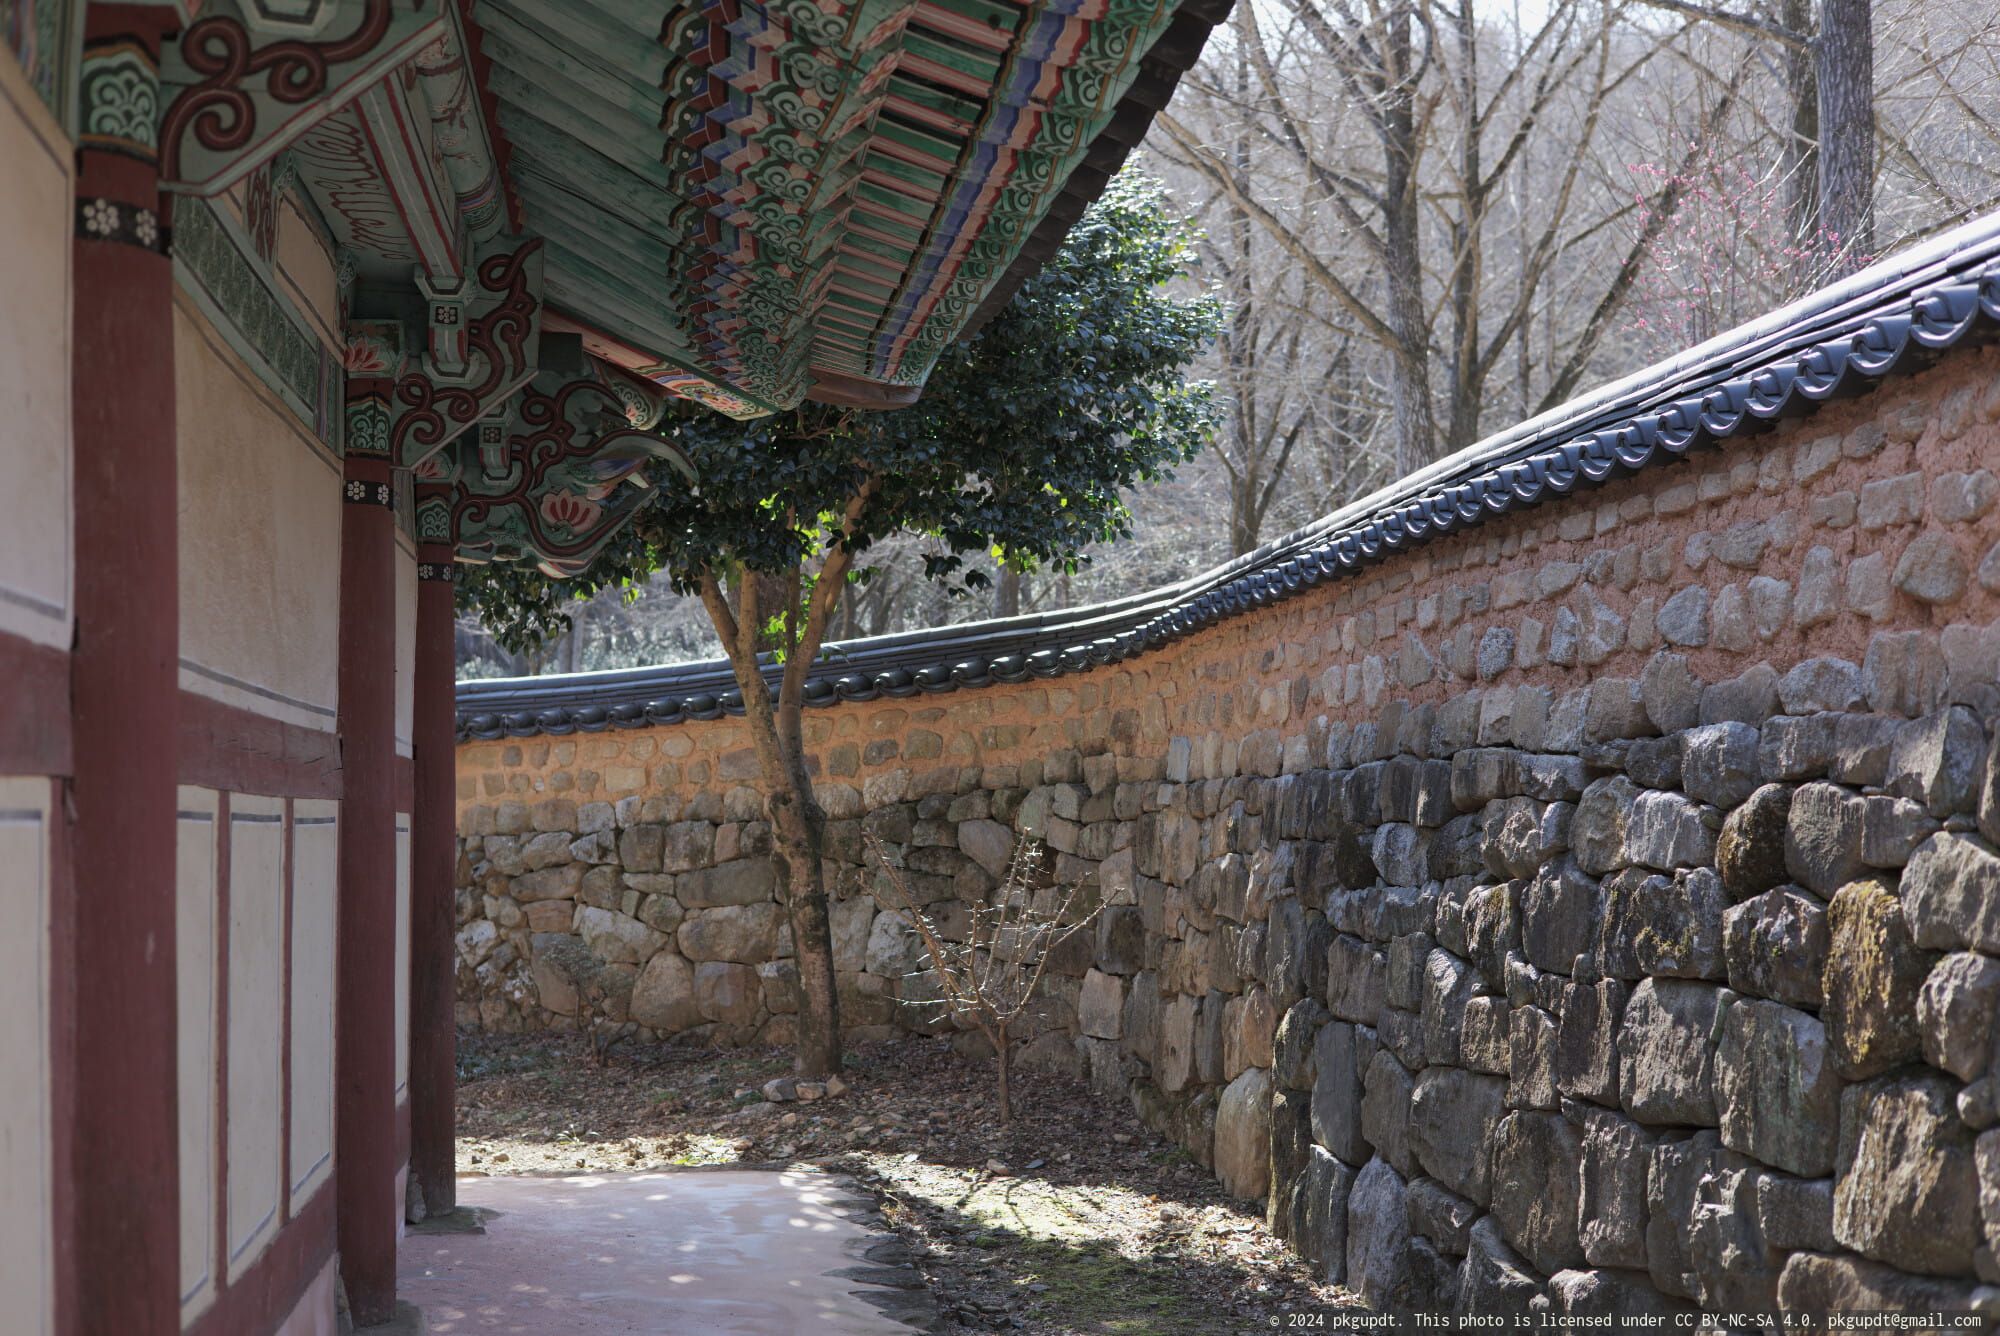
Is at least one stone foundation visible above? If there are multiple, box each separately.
[456,349,2000,1314]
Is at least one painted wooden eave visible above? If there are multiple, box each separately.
[461,0,1230,417]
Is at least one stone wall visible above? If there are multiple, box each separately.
[456,348,2000,1316]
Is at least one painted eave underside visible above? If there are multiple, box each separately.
[456,209,2000,740]
[477,0,1232,416]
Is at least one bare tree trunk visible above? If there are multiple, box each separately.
[1816,0,1874,270]
[1781,0,1820,252]
[1382,2,1438,475]
[1442,0,1483,455]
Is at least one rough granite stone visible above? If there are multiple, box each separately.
[1627,789,1718,871]
[1546,1269,1694,1321]
[1860,794,1940,869]
[1864,630,1948,718]
[1684,1164,1786,1314]
[1781,658,1866,714]
[1632,867,1727,980]
[1521,857,1599,974]
[1716,999,1841,1177]
[1461,995,1512,1074]
[1887,707,1988,819]
[1360,1048,1417,1178]
[1557,977,1627,1107]
[1578,1106,1656,1269]
[1273,997,1331,1091]
[1658,586,1710,647]
[1835,1073,1979,1276]
[1760,714,1837,781]
[1410,1066,1507,1204]
[1717,784,1794,900]
[1785,781,1870,893]
[1267,1087,1315,1239]
[1293,1145,1357,1282]
[1825,877,1937,1079]
[1894,530,1971,604]
[1756,1174,1836,1253]
[1917,951,2000,1081]
[1453,1216,1545,1316]
[1407,1176,1480,1255]
[1490,1109,1585,1273]
[1903,832,2000,953]
[1311,1020,1375,1164]
[1326,932,1388,1024]
[1574,775,1638,875]
[1644,1130,1727,1299]
[1723,886,1829,1008]
[1642,652,1704,734]
[1214,1066,1274,1201]
[1700,663,1781,726]
[1345,1157,1412,1309]
[1833,712,1902,786]
[1597,867,1664,982]
[629,951,700,1031]
[1682,723,1762,808]
[1778,1252,1980,1314]
[1617,978,1721,1126]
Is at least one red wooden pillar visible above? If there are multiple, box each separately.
[66,13,181,1334]
[336,384,400,1324]
[408,483,458,1216]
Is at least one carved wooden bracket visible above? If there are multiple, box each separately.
[157,0,444,196]
[392,237,543,469]
[454,369,693,578]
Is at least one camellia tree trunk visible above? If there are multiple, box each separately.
[694,482,879,1078]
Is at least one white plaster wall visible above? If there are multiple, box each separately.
[226,795,285,1279]
[395,542,416,758]
[0,49,73,650]
[175,301,342,732]
[289,802,337,1207]
[274,196,340,349]
[0,778,53,1336]
[176,788,220,1322]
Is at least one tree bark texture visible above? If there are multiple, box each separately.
[1816,0,1874,269]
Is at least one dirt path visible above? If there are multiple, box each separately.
[454,1033,1362,1334]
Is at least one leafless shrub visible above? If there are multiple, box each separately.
[535,937,631,1065]
[865,833,1104,1123]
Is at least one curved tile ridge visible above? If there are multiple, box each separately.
[458,211,2000,740]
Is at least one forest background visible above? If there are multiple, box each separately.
[458,0,2000,678]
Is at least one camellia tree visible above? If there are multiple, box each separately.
[461,172,1224,1075]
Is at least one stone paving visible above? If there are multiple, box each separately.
[399,1168,935,1334]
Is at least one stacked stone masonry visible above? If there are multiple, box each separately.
[457,349,2000,1317]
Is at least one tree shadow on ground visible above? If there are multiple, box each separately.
[451,1031,1359,1333]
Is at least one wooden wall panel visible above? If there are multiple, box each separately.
[394,818,412,1103]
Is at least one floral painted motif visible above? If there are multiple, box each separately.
[536,489,602,535]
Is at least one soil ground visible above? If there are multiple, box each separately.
[454,1031,1364,1334]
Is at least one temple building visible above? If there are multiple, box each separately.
[0,0,1226,1327]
